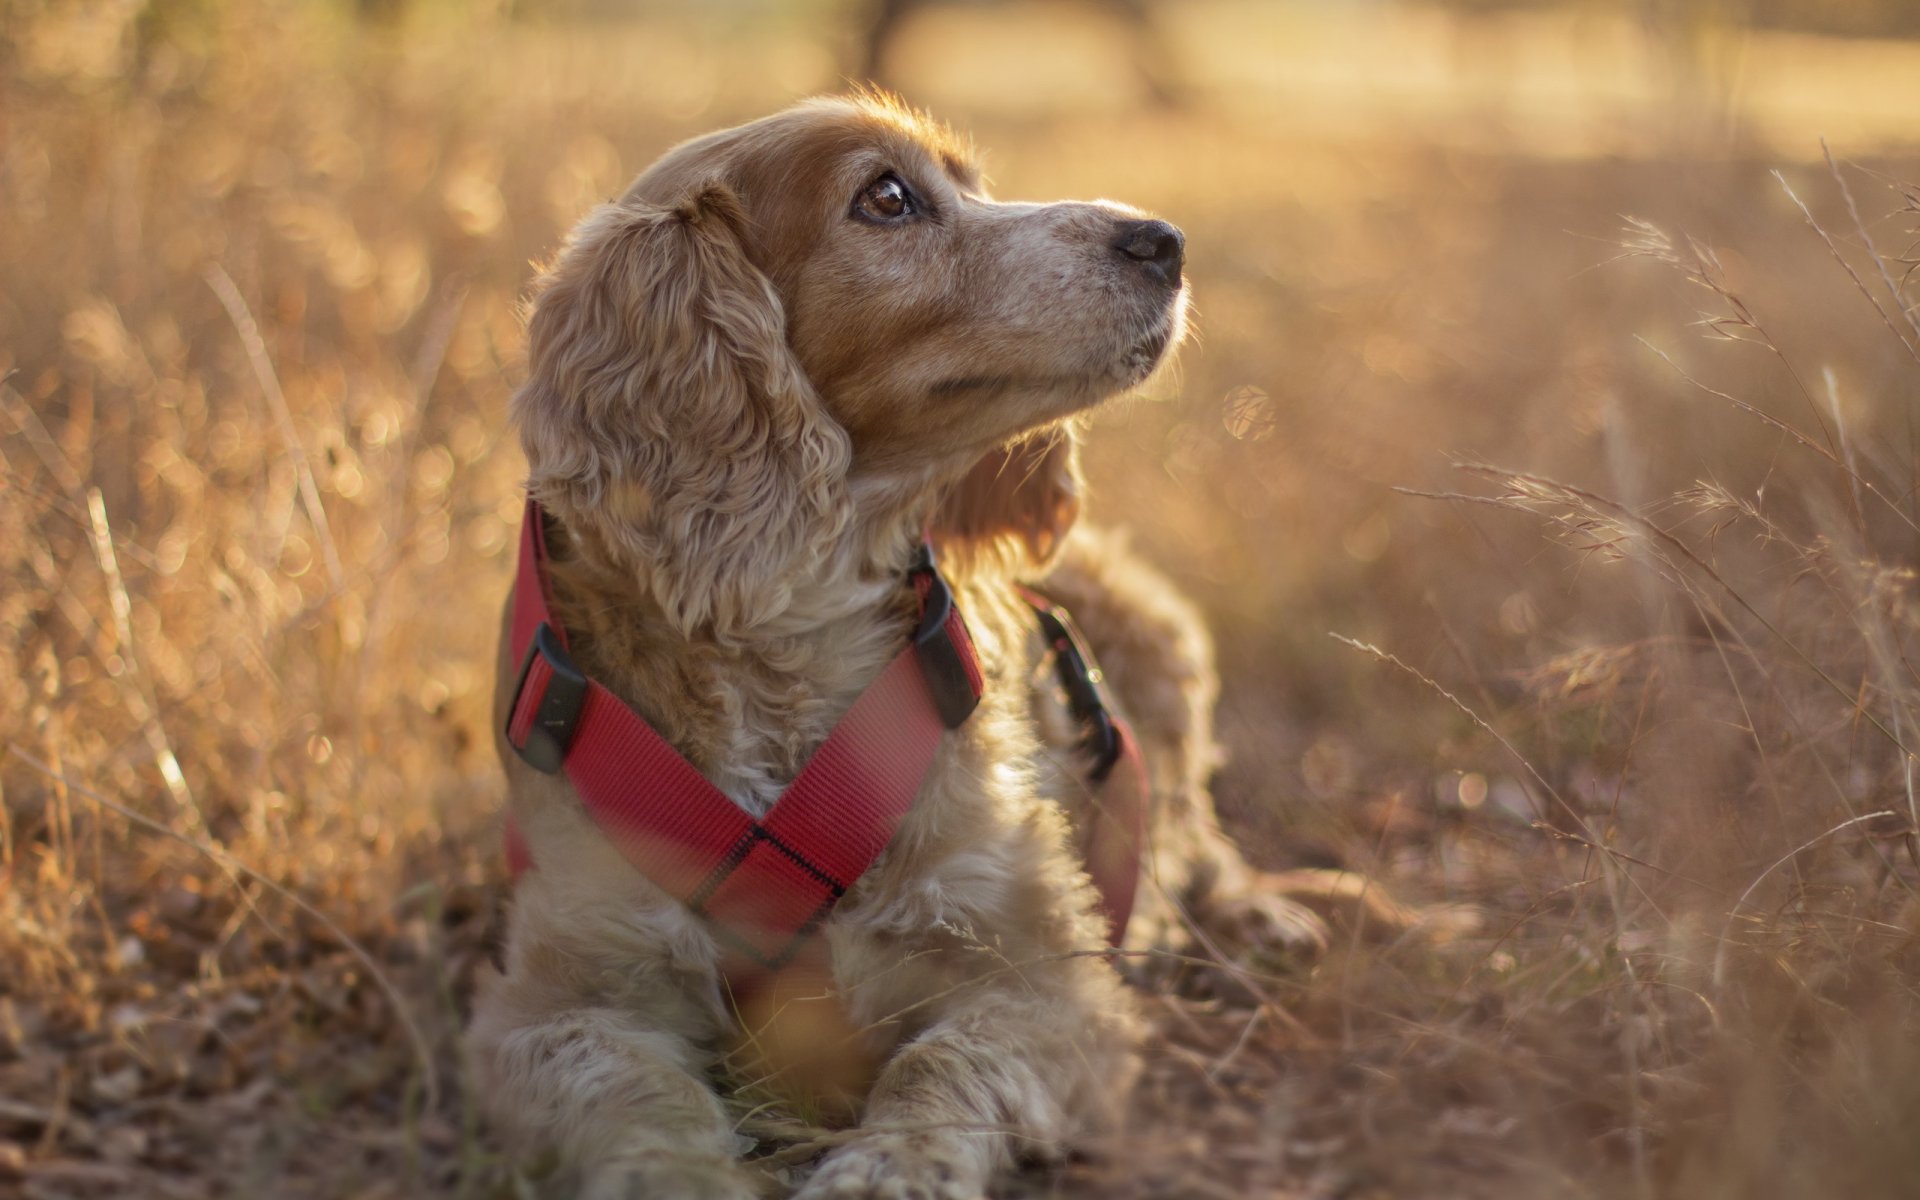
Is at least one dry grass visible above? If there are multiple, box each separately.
[5,2,1920,1197]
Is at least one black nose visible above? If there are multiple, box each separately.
[1112,218,1184,288]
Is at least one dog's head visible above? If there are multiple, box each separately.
[514,94,1187,632]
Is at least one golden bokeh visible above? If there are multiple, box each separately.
[4,1,1920,1195]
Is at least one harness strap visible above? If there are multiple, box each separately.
[502,499,1148,967]
[504,500,981,968]
[1021,588,1148,945]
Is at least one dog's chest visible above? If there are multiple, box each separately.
[610,624,912,820]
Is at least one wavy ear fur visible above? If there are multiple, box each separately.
[933,424,1083,574]
[513,184,851,636]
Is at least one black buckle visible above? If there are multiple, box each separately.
[1033,603,1122,782]
[506,622,588,775]
[910,544,982,730]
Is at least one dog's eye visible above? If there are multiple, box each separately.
[854,174,914,222]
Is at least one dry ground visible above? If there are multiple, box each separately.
[6,2,1920,1197]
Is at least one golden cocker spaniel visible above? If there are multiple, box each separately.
[469,93,1340,1200]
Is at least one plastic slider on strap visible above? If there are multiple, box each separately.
[506,622,588,775]
[1033,603,1123,782]
[910,543,983,730]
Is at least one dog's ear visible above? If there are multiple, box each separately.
[513,183,851,635]
[933,424,1083,574]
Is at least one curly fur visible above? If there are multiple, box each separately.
[469,94,1361,1200]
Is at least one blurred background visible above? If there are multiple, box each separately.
[5,1,1920,1196]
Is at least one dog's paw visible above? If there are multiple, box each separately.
[1203,887,1333,964]
[1264,868,1481,946]
[794,1134,984,1200]
[581,1153,765,1200]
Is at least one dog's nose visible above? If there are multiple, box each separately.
[1112,218,1184,289]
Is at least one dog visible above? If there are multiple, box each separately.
[468,92,1349,1200]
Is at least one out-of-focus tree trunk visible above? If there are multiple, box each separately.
[855,0,1182,106]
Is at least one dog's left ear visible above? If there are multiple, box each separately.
[513,183,852,636]
[932,424,1083,574]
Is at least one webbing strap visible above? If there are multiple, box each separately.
[1083,724,1146,944]
[1020,588,1149,945]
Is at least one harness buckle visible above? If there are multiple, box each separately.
[1033,603,1123,782]
[910,544,983,730]
[506,622,589,775]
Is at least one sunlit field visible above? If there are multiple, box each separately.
[6,1,1920,1196]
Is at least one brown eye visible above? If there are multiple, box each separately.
[854,174,914,222]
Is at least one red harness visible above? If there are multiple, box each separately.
[503,500,1145,969]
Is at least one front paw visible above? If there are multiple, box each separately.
[1201,887,1332,965]
[795,1134,984,1200]
[580,1153,766,1200]
[1263,867,1480,946]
